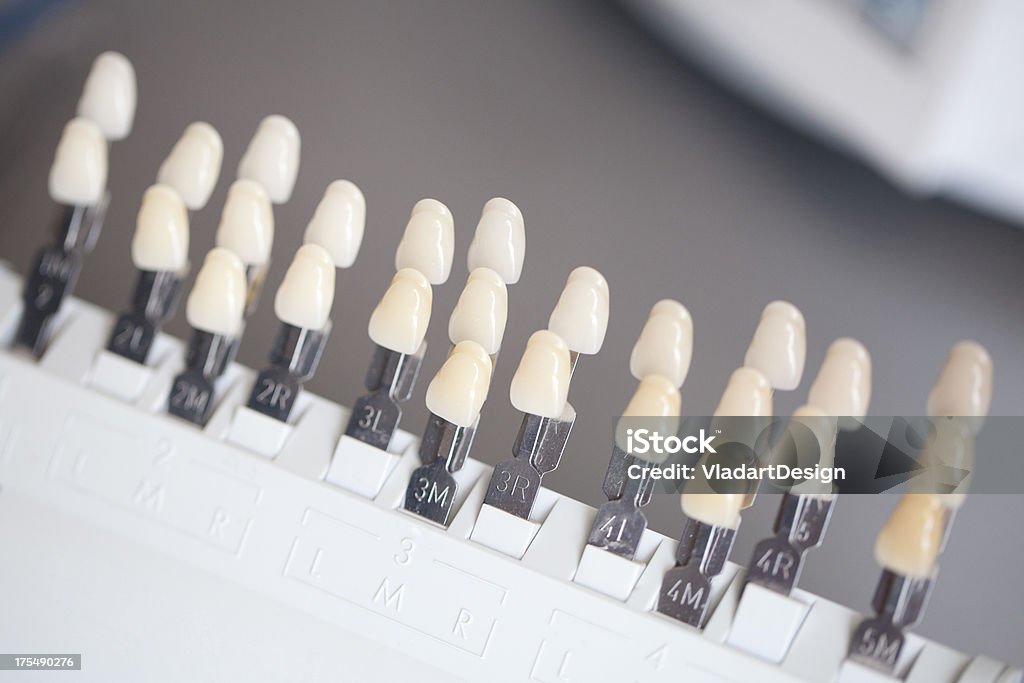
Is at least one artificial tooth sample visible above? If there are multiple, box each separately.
[345,268,433,451]
[808,338,872,426]
[485,330,575,519]
[167,248,247,426]
[629,299,694,388]
[587,376,681,560]
[107,185,190,364]
[394,198,455,285]
[303,180,366,268]
[157,122,224,210]
[448,267,508,357]
[548,266,609,362]
[926,341,993,434]
[656,367,772,629]
[76,51,137,141]
[215,179,274,313]
[16,118,109,355]
[467,198,525,284]
[405,341,493,527]
[743,301,805,392]
[237,115,301,204]
[245,245,335,423]
[848,494,945,673]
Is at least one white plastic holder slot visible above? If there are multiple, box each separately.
[573,544,647,601]
[958,656,1018,683]
[90,350,153,401]
[226,405,293,459]
[727,583,812,662]
[837,660,905,683]
[326,433,414,499]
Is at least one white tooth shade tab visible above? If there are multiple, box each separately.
[48,118,108,206]
[303,180,366,268]
[743,301,806,391]
[681,492,744,529]
[714,367,773,417]
[131,185,189,273]
[629,299,693,387]
[874,494,945,579]
[509,330,571,418]
[466,197,525,284]
[807,338,872,419]
[156,122,224,210]
[236,115,301,203]
[76,51,136,141]
[447,268,508,354]
[274,244,336,331]
[615,374,682,455]
[547,266,609,355]
[368,268,432,354]
[394,198,455,285]
[425,340,493,428]
[185,248,247,337]
[215,180,274,265]
[926,342,993,431]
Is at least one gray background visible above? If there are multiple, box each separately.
[1,0,1022,666]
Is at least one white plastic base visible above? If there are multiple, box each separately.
[837,660,902,683]
[89,349,154,401]
[573,543,647,601]
[326,434,406,498]
[958,656,1015,683]
[470,504,541,559]
[727,584,811,662]
[227,405,293,458]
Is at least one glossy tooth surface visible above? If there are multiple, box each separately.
[303,180,366,268]
[76,52,136,140]
[926,341,993,433]
[185,248,247,336]
[368,268,432,354]
[743,301,806,391]
[874,494,944,578]
[466,198,525,284]
[789,404,837,469]
[274,244,335,330]
[48,118,107,206]
[425,340,493,427]
[807,338,872,420]
[448,268,508,354]
[616,374,681,455]
[914,418,974,509]
[236,115,301,203]
[131,185,189,273]
[509,330,571,418]
[681,492,744,529]
[156,122,224,210]
[215,180,274,265]
[714,367,773,417]
[630,299,693,387]
[547,266,609,355]
[394,198,454,284]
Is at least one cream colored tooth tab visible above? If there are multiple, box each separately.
[425,340,493,427]
[510,330,571,418]
[926,342,993,433]
[185,248,247,337]
[808,338,872,420]
[394,198,455,284]
[368,268,432,354]
[303,180,366,268]
[714,367,772,417]
[156,122,224,211]
[448,268,508,354]
[76,52,136,141]
[682,492,744,529]
[629,299,693,387]
[547,266,609,355]
[787,404,838,497]
[874,494,944,578]
[743,301,806,391]
[616,375,681,454]
[215,180,274,265]
[48,118,108,206]
[274,244,335,330]
[237,115,301,203]
[131,185,189,273]
[467,197,525,284]
[913,418,974,509]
